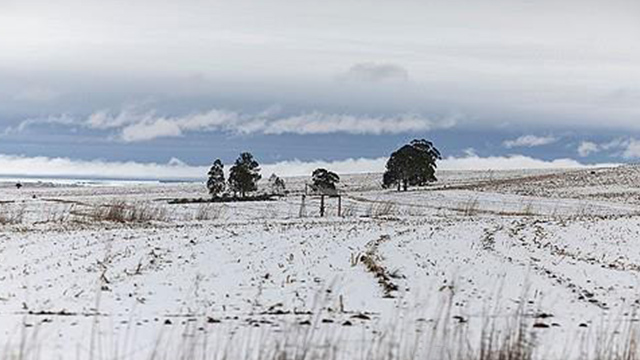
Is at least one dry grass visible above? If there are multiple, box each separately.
[0,204,25,225]
[368,201,396,218]
[87,201,169,223]
[193,204,223,221]
[476,303,534,360]
[462,198,480,216]
[7,299,640,360]
[44,205,74,224]
[520,201,534,216]
[341,203,357,217]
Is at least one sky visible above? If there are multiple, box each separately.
[1,0,640,179]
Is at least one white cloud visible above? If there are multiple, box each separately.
[86,109,144,130]
[503,135,557,148]
[440,154,615,171]
[574,137,640,159]
[13,108,456,141]
[263,112,444,135]
[0,153,615,181]
[622,139,640,159]
[577,141,600,157]
[262,155,615,176]
[115,109,454,140]
[121,118,183,142]
[4,114,76,135]
[261,158,387,177]
[463,148,477,157]
[601,138,628,151]
[0,154,206,180]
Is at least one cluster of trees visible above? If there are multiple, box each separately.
[207,152,287,198]
[206,139,440,198]
[207,152,264,198]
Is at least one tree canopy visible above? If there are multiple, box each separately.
[206,159,225,197]
[268,173,286,195]
[228,152,262,197]
[382,139,441,191]
[311,168,340,194]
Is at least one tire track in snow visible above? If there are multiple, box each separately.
[485,220,611,310]
[359,234,399,298]
[356,226,425,302]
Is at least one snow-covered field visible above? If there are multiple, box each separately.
[3,166,640,359]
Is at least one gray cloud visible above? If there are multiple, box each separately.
[341,63,409,83]
[2,0,640,136]
[13,86,59,103]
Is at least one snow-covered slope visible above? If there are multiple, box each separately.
[2,166,640,359]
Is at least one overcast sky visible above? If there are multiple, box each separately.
[1,0,639,178]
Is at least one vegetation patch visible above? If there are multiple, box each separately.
[0,204,26,225]
[86,201,169,223]
[358,234,399,298]
[169,194,275,204]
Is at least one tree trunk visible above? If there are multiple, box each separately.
[403,180,408,192]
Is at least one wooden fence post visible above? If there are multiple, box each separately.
[299,194,307,217]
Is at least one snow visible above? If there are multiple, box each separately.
[3,166,640,358]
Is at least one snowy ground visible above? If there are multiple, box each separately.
[3,166,640,359]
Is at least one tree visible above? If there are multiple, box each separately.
[228,152,262,197]
[311,168,340,194]
[206,159,225,198]
[382,139,441,191]
[268,173,286,195]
